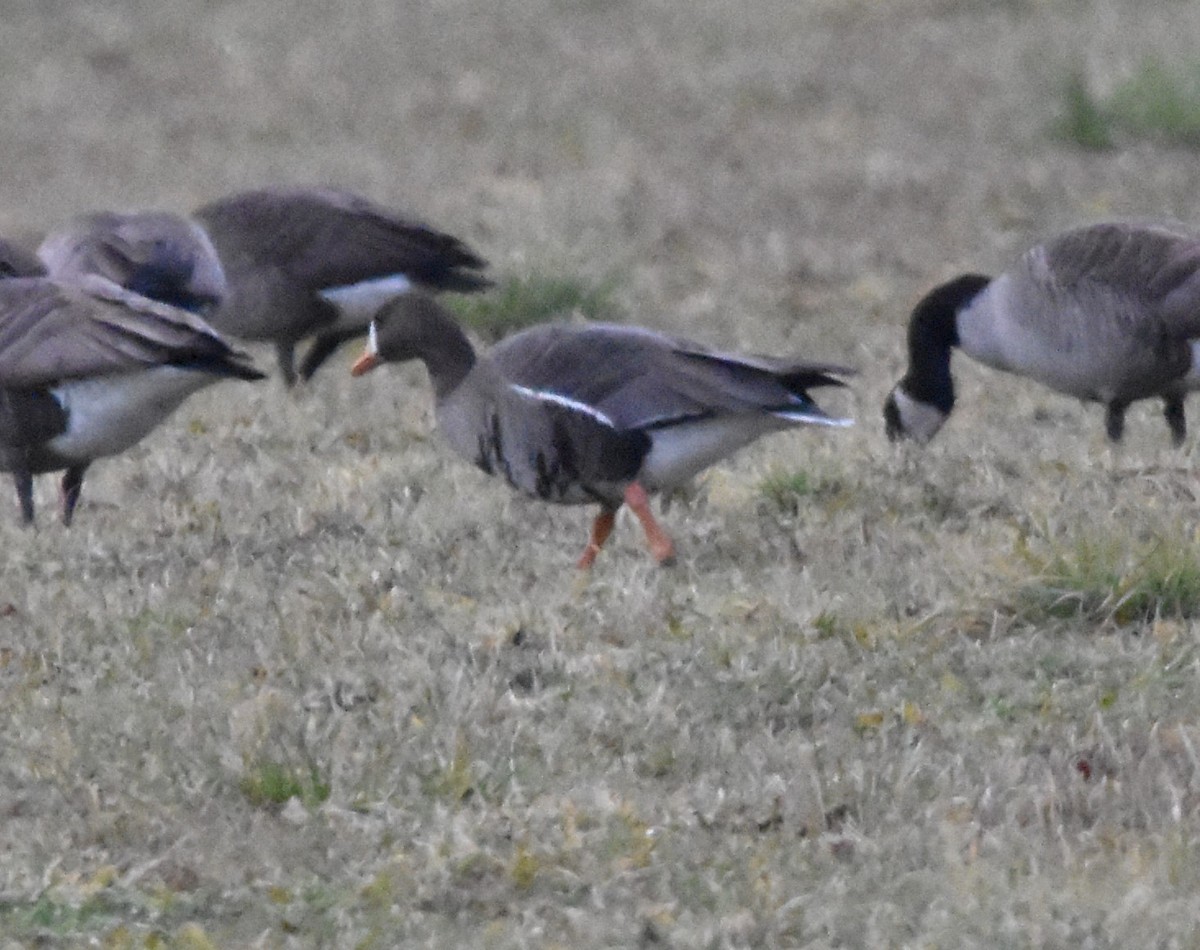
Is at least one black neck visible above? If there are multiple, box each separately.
[900,273,990,413]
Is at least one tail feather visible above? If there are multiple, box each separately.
[779,363,856,393]
[419,269,494,294]
[173,351,267,381]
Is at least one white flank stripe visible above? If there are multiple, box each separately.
[510,383,616,428]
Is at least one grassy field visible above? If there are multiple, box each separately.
[3,1,1200,946]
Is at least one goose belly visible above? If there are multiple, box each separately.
[965,323,1189,402]
[437,394,639,507]
[47,368,219,461]
[956,277,1171,401]
[318,275,414,332]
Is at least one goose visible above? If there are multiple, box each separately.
[37,211,227,316]
[0,215,265,524]
[192,185,492,385]
[350,294,853,567]
[884,221,1200,445]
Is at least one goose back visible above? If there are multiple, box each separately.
[959,224,1200,404]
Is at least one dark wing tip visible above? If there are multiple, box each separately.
[783,363,857,391]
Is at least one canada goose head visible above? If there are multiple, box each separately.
[38,211,228,317]
[884,272,991,443]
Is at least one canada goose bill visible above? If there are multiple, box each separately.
[192,185,492,386]
[884,222,1200,446]
[1,230,263,524]
[351,293,854,567]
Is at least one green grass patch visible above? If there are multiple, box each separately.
[449,273,621,341]
[1010,527,1200,625]
[240,760,331,809]
[757,468,848,515]
[1057,60,1200,149]
[1056,70,1114,150]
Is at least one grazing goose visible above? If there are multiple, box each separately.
[37,211,227,316]
[193,185,492,385]
[884,221,1200,445]
[0,276,264,524]
[350,294,853,567]
[0,215,265,524]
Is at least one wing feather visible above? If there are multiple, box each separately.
[195,186,490,292]
[491,322,852,431]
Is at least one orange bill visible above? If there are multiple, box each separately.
[350,351,381,376]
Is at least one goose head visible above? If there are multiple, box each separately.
[39,211,227,317]
[884,272,991,443]
[351,293,477,398]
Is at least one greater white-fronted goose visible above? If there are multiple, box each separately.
[0,275,264,524]
[351,294,853,567]
[38,211,227,316]
[884,221,1200,445]
[193,185,491,385]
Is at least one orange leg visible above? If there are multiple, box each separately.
[577,508,616,569]
[624,482,675,566]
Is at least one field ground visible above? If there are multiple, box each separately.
[3,1,1200,946]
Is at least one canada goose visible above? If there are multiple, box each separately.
[0,215,264,524]
[884,222,1200,445]
[350,294,853,567]
[193,185,492,385]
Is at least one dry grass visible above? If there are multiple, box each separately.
[3,1,1200,946]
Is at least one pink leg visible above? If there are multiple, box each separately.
[577,509,616,569]
[624,482,675,565]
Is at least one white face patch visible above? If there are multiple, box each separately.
[366,320,379,357]
[509,383,616,428]
[889,386,949,443]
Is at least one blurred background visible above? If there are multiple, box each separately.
[5,0,1200,362]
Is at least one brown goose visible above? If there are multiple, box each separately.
[351,295,853,567]
[193,185,491,385]
[0,214,264,524]
[884,221,1200,445]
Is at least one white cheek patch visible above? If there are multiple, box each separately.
[891,387,949,443]
[367,320,379,357]
[509,383,617,428]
